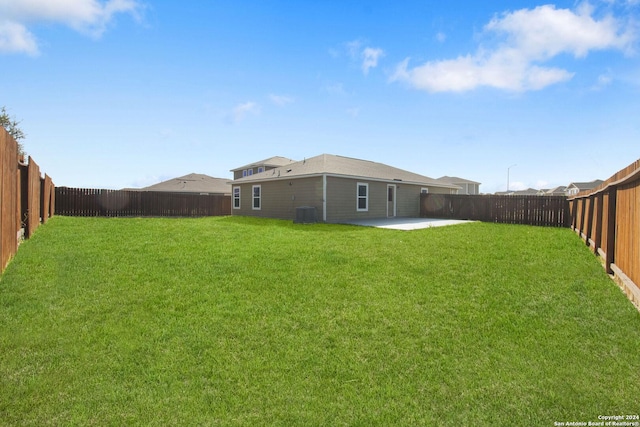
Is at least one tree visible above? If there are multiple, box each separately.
[0,106,26,157]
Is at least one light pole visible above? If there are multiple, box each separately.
[507,164,517,192]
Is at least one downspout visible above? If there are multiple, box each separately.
[323,174,327,222]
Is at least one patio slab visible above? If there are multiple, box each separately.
[340,217,474,230]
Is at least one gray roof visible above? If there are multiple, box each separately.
[231,156,296,172]
[233,154,460,189]
[567,180,604,190]
[545,186,567,195]
[513,188,542,195]
[140,173,231,194]
[437,176,481,185]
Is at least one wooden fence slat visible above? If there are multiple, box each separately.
[26,157,41,238]
[1,128,19,271]
[568,157,640,309]
[421,194,569,227]
[54,187,231,218]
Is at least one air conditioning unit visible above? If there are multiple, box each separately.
[294,206,317,224]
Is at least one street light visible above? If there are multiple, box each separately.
[507,164,517,192]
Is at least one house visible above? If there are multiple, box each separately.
[544,186,567,196]
[230,153,460,222]
[565,180,604,196]
[138,173,231,195]
[230,156,296,180]
[494,188,541,196]
[437,176,481,194]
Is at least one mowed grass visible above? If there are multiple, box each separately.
[1,216,639,426]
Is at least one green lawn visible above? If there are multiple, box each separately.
[1,216,639,426]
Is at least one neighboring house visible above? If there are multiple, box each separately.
[544,186,567,196]
[138,173,231,195]
[512,188,541,196]
[565,180,604,196]
[231,156,296,180]
[437,176,481,194]
[494,188,540,196]
[230,153,460,222]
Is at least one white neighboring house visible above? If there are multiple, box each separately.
[565,180,604,196]
[437,176,481,195]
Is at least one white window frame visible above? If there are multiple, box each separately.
[232,186,241,209]
[421,187,429,194]
[252,185,261,210]
[242,170,247,177]
[257,167,264,173]
[248,169,253,176]
[357,182,368,212]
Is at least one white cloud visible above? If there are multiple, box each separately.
[391,4,635,92]
[0,21,38,55]
[592,70,614,89]
[324,82,347,95]
[509,181,527,191]
[361,47,384,75]
[230,101,260,123]
[435,32,446,43]
[342,39,385,75]
[345,39,362,59]
[0,0,142,54]
[269,94,294,106]
[536,180,550,189]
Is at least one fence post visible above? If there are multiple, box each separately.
[26,157,41,238]
[605,186,617,275]
[593,193,603,255]
[586,195,595,248]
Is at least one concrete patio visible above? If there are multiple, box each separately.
[340,217,474,231]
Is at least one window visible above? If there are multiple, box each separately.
[242,170,247,177]
[248,169,253,176]
[258,167,264,173]
[252,185,261,210]
[357,183,368,211]
[233,187,240,209]
[421,188,429,194]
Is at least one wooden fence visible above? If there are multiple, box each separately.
[55,187,231,217]
[1,128,55,273]
[421,194,570,227]
[568,158,640,308]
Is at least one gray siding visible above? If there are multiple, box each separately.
[233,175,455,222]
[328,177,457,221]
[327,178,454,221]
[232,177,323,220]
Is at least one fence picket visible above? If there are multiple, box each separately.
[54,187,231,218]
[421,194,570,227]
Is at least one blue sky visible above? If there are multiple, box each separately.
[1,0,639,193]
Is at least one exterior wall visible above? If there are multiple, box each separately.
[396,183,452,216]
[396,184,421,217]
[232,176,323,220]
[457,183,479,195]
[326,177,386,221]
[233,175,455,222]
[326,177,453,221]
